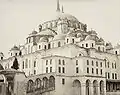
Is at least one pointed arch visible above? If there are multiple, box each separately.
[73,79,81,95]
[86,79,90,95]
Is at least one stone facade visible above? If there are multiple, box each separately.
[0,0,120,95]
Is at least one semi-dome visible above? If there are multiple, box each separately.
[38,29,57,36]
[85,35,98,41]
[66,32,76,37]
[53,34,66,40]
[39,37,48,42]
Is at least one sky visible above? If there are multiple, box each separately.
[0,0,120,57]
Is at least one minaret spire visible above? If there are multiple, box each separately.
[56,0,60,12]
[62,5,64,13]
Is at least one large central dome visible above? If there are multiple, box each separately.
[56,12,79,23]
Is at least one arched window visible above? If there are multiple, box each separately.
[58,42,61,47]
[35,78,41,90]
[86,80,90,95]
[72,39,74,43]
[27,80,34,93]
[67,39,69,43]
[93,80,98,95]
[115,51,118,54]
[100,80,104,95]
[49,76,55,89]
[43,77,49,89]
[73,80,81,95]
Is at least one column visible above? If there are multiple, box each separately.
[97,85,100,95]
[81,83,86,95]
[90,83,93,95]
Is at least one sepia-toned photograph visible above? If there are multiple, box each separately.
[0,0,120,95]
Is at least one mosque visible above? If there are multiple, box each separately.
[0,0,120,95]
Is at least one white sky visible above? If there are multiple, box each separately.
[0,0,120,57]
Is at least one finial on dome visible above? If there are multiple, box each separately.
[56,0,60,12]
[62,5,64,13]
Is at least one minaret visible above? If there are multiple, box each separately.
[62,5,64,13]
[56,0,60,12]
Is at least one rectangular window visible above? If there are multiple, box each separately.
[34,61,36,67]
[92,61,94,66]
[100,69,102,75]
[50,67,52,72]
[76,60,78,65]
[82,44,84,47]
[62,78,65,85]
[23,61,24,69]
[112,73,114,79]
[46,67,48,73]
[96,61,98,67]
[86,43,88,47]
[92,43,94,47]
[34,70,36,75]
[96,69,98,74]
[58,67,61,73]
[100,62,102,67]
[87,60,89,65]
[50,59,52,65]
[0,86,2,94]
[108,73,110,79]
[115,63,116,69]
[92,68,94,74]
[107,62,109,68]
[87,67,89,73]
[25,59,28,68]
[112,63,114,68]
[62,67,65,73]
[76,67,79,73]
[46,60,48,65]
[105,72,107,78]
[115,74,117,79]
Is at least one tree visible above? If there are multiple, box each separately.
[11,57,19,70]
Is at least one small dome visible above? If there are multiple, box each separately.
[77,33,82,37]
[53,34,66,40]
[106,42,113,50]
[11,45,20,51]
[0,52,4,56]
[39,37,48,42]
[32,30,37,34]
[88,30,97,35]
